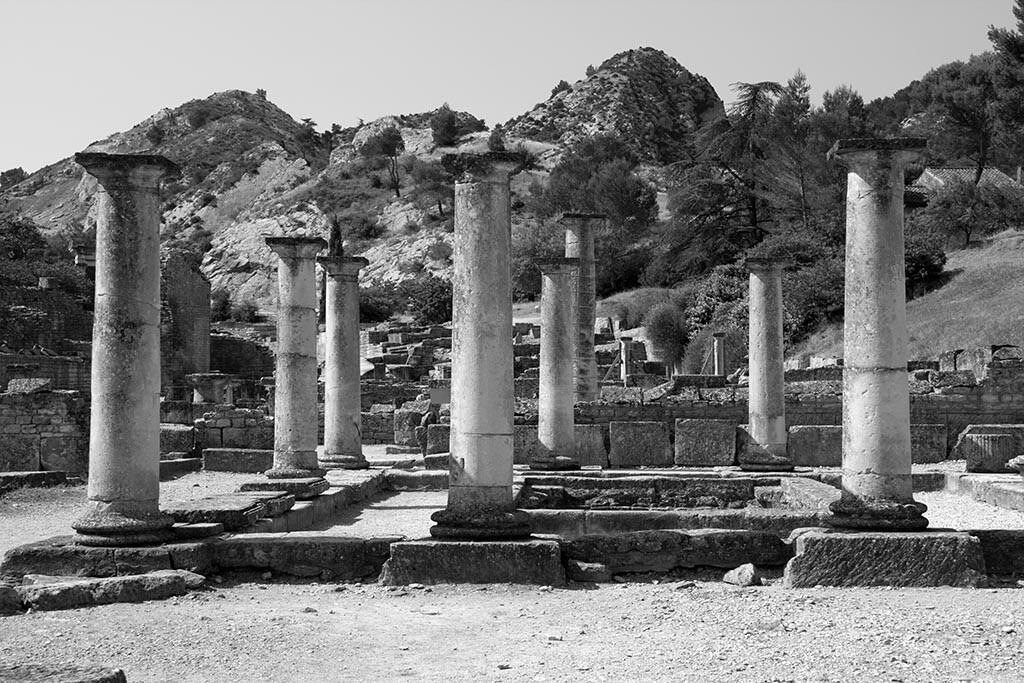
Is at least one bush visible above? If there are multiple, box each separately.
[210,289,231,321]
[360,285,402,323]
[642,302,689,366]
[431,105,460,147]
[601,286,693,329]
[550,79,571,97]
[229,301,260,323]
[399,274,452,325]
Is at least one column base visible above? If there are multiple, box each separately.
[429,507,531,541]
[319,453,369,470]
[828,497,929,531]
[738,458,794,472]
[529,456,581,471]
[72,502,175,547]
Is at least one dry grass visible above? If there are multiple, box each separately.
[794,230,1024,359]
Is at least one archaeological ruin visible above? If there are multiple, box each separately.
[2,140,1024,628]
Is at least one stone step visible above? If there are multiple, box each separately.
[0,471,67,495]
[202,448,273,473]
[159,458,202,480]
[217,491,295,517]
[162,496,268,530]
[159,423,195,455]
[239,477,329,500]
[380,540,565,586]
[384,469,449,491]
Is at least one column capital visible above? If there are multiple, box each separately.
[744,257,791,273]
[318,255,369,278]
[828,137,925,170]
[537,257,579,275]
[442,151,531,183]
[75,151,180,189]
[264,235,326,259]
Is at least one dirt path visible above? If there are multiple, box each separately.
[1,579,1022,682]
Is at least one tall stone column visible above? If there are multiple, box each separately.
[562,213,602,402]
[534,258,579,470]
[619,337,633,384]
[264,236,327,483]
[71,152,179,546]
[740,258,792,471]
[829,138,928,530]
[431,152,529,540]
[318,254,369,470]
[712,332,727,376]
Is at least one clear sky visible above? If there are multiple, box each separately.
[1,0,1015,174]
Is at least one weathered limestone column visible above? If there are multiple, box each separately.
[318,254,369,470]
[534,258,580,470]
[264,236,327,482]
[829,138,928,530]
[562,213,602,402]
[72,152,179,546]
[431,152,529,540]
[740,258,792,471]
[619,337,633,384]
[712,332,727,376]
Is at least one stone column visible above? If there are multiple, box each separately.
[318,255,369,470]
[264,236,327,483]
[829,137,928,530]
[619,337,633,384]
[71,152,179,546]
[712,332,727,376]
[534,258,580,470]
[562,213,602,402]
[431,152,529,540]
[740,258,792,471]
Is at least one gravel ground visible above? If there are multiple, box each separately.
[1,580,1022,682]
[916,491,1024,529]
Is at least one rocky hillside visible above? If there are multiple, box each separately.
[505,47,724,165]
[1,49,725,311]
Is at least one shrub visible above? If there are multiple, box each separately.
[230,300,260,323]
[399,273,452,324]
[642,302,689,366]
[360,285,403,323]
[550,79,571,97]
[145,125,165,146]
[431,105,460,147]
[210,289,231,321]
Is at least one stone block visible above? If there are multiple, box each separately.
[162,497,266,530]
[608,421,672,467]
[212,534,397,580]
[674,419,736,467]
[159,423,195,454]
[783,529,986,588]
[16,569,193,611]
[38,435,85,474]
[778,478,841,512]
[393,408,423,446]
[425,423,451,455]
[239,476,329,499]
[380,540,565,586]
[0,665,127,682]
[911,424,948,463]
[0,435,40,471]
[955,427,1022,472]
[6,377,53,394]
[563,529,789,575]
[202,448,273,473]
[514,425,539,465]
[966,529,1024,575]
[575,424,608,468]
[787,425,842,467]
[599,386,644,403]
[384,469,448,491]
[0,471,66,495]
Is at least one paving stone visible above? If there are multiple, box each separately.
[239,477,329,499]
[202,448,273,473]
[674,419,736,466]
[783,529,986,588]
[162,497,266,530]
[779,477,841,512]
[380,539,565,586]
[15,569,193,611]
[608,421,672,467]
[0,664,126,683]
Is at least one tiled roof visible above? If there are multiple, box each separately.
[913,167,1020,190]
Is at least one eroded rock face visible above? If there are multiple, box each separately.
[504,47,724,164]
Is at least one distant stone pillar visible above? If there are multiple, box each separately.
[619,337,633,384]
[264,236,327,482]
[318,254,369,470]
[562,213,602,402]
[431,152,529,540]
[740,258,792,471]
[829,137,928,530]
[71,152,179,546]
[534,258,579,470]
[712,332,727,376]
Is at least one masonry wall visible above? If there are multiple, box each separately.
[0,354,90,393]
[0,390,89,474]
[209,334,275,381]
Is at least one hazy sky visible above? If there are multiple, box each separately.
[1,0,1015,173]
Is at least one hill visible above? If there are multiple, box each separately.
[793,231,1024,360]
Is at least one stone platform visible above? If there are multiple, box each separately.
[380,539,565,586]
[783,529,987,588]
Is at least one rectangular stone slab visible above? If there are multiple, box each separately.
[380,540,565,586]
[162,498,266,530]
[202,448,273,473]
[783,529,986,588]
[239,477,329,499]
[674,418,737,467]
[210,492,295,517]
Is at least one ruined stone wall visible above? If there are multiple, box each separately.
[209,333,275,380]
[0,287,92,353]
[0,354,90,393]
[0,390,88,474]
[160,253,211,392]
[194,405,273,450]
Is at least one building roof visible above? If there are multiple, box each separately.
[913,166,1020,191]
